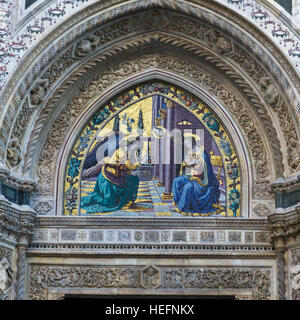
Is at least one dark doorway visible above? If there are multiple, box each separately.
[64,294,235,300]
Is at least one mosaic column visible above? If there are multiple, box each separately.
[157,114,166,187]
[162,101,175,199]
[152,95,161,180]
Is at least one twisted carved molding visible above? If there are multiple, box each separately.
[29,264,271,300]
[33,51,273,201]
[0,5,299,176]
[276,249,286,300]
[16,246,26,300]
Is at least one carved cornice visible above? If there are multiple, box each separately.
[35,216,270,229]
[0,197,36,245]
[27,244,275,259]
[0,167,35,192]
[271,175,300,193]
[268,205,300,248]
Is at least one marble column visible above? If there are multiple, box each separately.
[16,237,28,300]
[276,249,287,300]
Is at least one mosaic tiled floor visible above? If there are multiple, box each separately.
[80,179,225,217]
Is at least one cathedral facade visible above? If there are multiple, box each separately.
[0,0,300,300]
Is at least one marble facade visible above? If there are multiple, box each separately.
[0,0,300,300]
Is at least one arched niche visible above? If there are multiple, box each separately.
[55,72,251,217]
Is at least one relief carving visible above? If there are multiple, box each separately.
[29,265,271,300]
[0,256,13,300]
[42,49,76,86]
[206,30,232,54]
[30,79,49,106]
[286,133,300,172]
[74,35,101,58]
[291,250,300,300]
[6,138,22,167]
[33,201,52,215]
[1,9,297,184]
[253,204,272,217]
[229,46,299,173]
[136,9,171,31]
[254,180,272,199]
[141,265,161,289]
[259,77,283,110]
[14,13,286,194]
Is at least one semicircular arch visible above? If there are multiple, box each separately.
[55,74,251,218]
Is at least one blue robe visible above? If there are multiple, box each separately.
[172,149,220,214]
[81,165,139,213]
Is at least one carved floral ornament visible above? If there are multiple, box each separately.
[0,7,299,180]
[29,264,272,300]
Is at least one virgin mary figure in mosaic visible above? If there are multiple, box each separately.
[172,138,221,215]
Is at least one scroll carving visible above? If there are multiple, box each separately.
[29,265,271,300]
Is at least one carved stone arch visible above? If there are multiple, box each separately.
[3,9,298,189]
[24,42,281,216]
[31,49,276,210]
[1,3,300,178]
[21,31,282,183]
[52,68,252,217]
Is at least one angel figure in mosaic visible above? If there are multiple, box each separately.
[81,135,140,213]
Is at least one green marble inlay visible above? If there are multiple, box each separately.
[274,0,292,14]
[0,180,30,205]
[25,0,39,10]
[276,189,300,208]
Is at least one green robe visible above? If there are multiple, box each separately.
[81,170,139,213]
